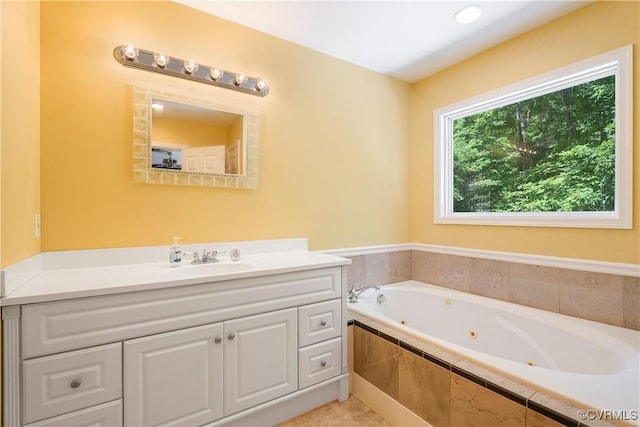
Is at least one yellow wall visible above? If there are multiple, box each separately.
[5,1,640,262]
[1,0,41,421]
[1,0,41,268]
[39,1,411,252]
[411,0,639,264]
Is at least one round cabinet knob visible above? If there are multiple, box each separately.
[70,379,82,389]
[214,337,222,344]
[320,361,327,368]
[228,333,235,341]
[320,320,327,327]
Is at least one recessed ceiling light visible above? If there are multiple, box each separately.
[454,5,483,24]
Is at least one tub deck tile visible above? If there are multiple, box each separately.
[398,348,450,427]
[528,392,635,427]
[353,325,400,400]
[401,335,462,366]
[527,407,575,427]
[454,360,536,404]
[398,341,451,370]
[527,398,582,427]
[450,372,526,426]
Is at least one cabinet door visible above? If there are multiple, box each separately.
[124,323,223,427]
[224,308,297,415]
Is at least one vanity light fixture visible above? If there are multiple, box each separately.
[121,44,138,60]
[153,52,170,69]
[183,60,198,75]
[233,74,248,86]
[454,5,483,24]
[210,67,224,81]
[255,79,268,93]
[113,44,270,97]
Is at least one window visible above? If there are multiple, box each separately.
[434,45,632,228]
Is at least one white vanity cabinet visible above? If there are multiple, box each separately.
[124,323,224,426]
[3,265,349,427]
[223,308,298,416]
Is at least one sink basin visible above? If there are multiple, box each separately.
[193,261,254,273]
[174,261,256,275]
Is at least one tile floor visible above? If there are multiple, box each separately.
[276,396,392,427]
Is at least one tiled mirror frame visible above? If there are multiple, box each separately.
[132,84,259,189]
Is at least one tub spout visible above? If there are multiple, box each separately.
[348,284,380,303]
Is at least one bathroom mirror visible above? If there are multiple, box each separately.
[133,84,258,189]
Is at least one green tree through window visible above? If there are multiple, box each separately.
[453,75,615,213]
[435,46,631,228]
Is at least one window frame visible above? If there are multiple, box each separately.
[433,45,633,229]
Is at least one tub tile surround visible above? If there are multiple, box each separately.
[347,250,412,289]
[350,319,627,427]
[624,277,640,330]
[340,245,639,427]
[344,248,640,331]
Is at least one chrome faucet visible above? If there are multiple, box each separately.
[348,284,380,303]
[191,249,219,265]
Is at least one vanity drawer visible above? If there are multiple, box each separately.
[298,337,342,389]
[24,400,123,427]
[23,343,122,424]
[298,299,341,347]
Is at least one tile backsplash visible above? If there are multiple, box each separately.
[346,250,640,331]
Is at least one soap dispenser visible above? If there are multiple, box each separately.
[169,237,182,267]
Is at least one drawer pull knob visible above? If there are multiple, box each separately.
[320,320,327,326]
[70,379,82,389]
[228,333,235,341]
[214,337,222,344]
[320,361,327,367]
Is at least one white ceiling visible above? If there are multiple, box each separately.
[174,0,592,82]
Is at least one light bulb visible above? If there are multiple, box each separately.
[153,52,170,68]
[121,44,138,60]
[210,68,224,81]
[183,60,198,75]
[255,80,268,92]
[234,74,247,86]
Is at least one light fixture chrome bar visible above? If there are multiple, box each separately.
[113,45,269,97]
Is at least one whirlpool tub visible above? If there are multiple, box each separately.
[348,280,640,424]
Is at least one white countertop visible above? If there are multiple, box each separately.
[0,239,351,306]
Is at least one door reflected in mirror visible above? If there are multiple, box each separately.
[151,99,245,175]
